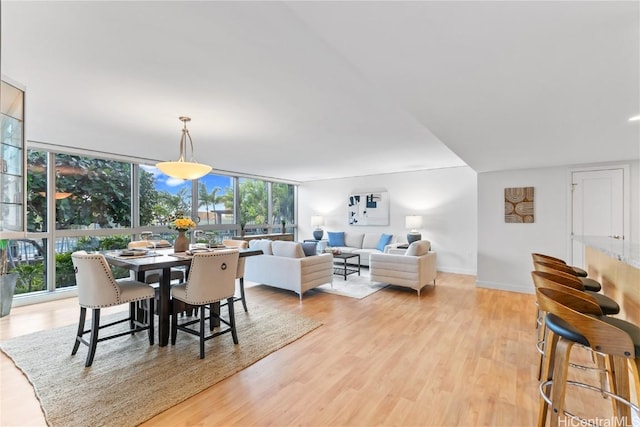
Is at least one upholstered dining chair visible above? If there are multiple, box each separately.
[222,239,249,312]
[171,249,240,359]
[71,251,155,367]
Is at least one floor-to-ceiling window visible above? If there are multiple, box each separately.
[13,145,297,304]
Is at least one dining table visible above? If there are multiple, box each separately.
[105,246,263,347]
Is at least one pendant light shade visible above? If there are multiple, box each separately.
[156,116,212,180]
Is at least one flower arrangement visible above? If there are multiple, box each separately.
[169,217,196,232]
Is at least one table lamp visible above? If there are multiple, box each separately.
[311,215,324,240]
[405,215,423,244]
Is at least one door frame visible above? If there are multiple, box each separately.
[565,163,630,265]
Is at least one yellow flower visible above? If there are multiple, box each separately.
[173,218,196,231]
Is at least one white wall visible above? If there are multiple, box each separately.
[298,166,478,275]
[477,160,640,294]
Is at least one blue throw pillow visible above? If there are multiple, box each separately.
[376,233,393,252]
[327,231,345,247]
[301,242,317,257]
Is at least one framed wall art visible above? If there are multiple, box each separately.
[505,187,534,223]
[348,191,389,226]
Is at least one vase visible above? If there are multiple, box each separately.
[0,273,18,317]
[174,230,190,253]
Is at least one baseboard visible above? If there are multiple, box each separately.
[436,266,477,276]
[475,279,534,295]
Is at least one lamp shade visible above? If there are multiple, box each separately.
[156,161,212,180]
[156,116,212,180]
[311,215,324,228]
[405,215,423,231]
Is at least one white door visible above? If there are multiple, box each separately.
[571,168,625,268]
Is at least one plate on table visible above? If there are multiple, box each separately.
[186,248,211,255]
[119,249,148,257]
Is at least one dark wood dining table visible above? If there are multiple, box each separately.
[105,247,263,346]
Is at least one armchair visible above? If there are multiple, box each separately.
[369,240,436,296]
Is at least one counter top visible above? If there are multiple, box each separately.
[572,235,640,269]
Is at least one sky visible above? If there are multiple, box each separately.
[140,165,233,196]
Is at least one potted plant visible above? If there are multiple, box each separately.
[281,218,286,234]
[0,239,18,317]
[239,217,247,238]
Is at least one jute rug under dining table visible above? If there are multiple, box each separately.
[0,303,321,427]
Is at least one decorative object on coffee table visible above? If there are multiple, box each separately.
[405,215,422,244]
[311,215,324,240]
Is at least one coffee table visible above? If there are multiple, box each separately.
[332,253,360,280]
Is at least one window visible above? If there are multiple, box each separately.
[272,182,295,232]
[139,164,192,227]
[238,178,267,234]
[18,145,298,303]
[55,154,131,230]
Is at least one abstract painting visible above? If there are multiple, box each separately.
[348,191,389,226]
[505,187,534,223]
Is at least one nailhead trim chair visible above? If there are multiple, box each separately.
[171,249,239,359]
[71,251,155,367]
[222,239,249,312]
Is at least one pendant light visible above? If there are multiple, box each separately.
[156,116,212,180]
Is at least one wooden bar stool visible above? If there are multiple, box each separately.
[535,287,640,427]
[533,260,602,292]
[532,253,588,277]
[531,271,620,381]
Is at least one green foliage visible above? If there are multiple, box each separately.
[198,183,222,224]
[26,150,48,232]
[11,263,45,294]
[55,252,76,288]
[272,182,294,225]
[139,168,157,225]
[239,179,267,225]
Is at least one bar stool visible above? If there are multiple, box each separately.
[532,253,588,277]
[531,271,620,380]
[533,260,602,292]
[535,287,640,426]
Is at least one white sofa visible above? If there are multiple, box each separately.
[326,231,396,267]
[244,240,333,300]
[369,240,437,296]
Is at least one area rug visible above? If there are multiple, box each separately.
[313,271,388,299]
[0,304,321,427]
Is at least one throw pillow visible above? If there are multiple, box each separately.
[272,241,305,258]
[376,233,393,252]
[327,231,345,247]
[405,240,429,256]
[301,242,318,257]
[249,239,273,255]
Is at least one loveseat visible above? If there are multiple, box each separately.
[369,240,437,296]
[326,231,396,267]
[244,240,333,300]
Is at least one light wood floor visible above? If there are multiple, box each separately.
[0,272,612,426]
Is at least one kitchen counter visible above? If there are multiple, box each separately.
[572,235,640,269]
[573,236,639,325]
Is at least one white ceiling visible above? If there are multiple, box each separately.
[2,1,638,182]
